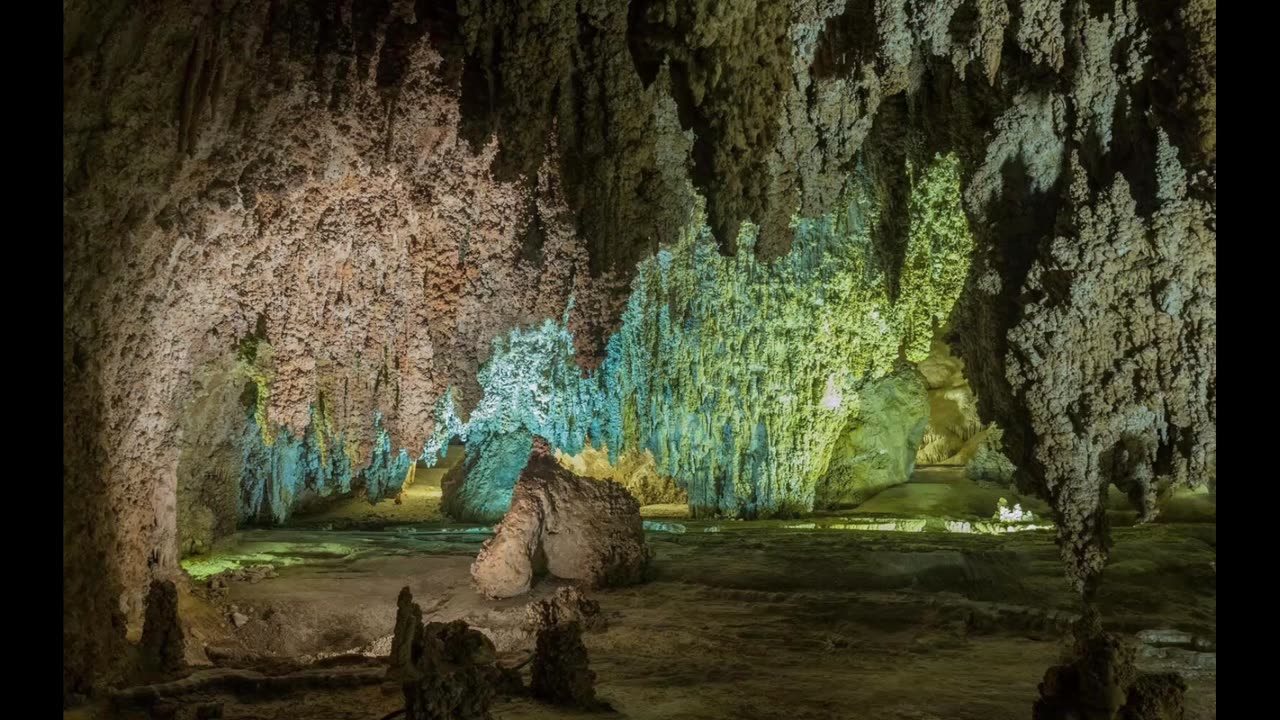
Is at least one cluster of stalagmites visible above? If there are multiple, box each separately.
[471,440,651,599]
[389,587,519,720]
[390,586,601,719]
[1034,629,1186,720]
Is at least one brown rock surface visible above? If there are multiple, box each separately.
[472,442,651,599]
[1033,631,1188,720]
[137,579,187,679]
[530,622,599,709]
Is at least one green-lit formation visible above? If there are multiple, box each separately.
[429,153,974,519]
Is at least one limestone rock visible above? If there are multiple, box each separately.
[63,0,1216,696]
[530,622,599,709]
[965,427,1018,486]
[1033,632,1187,720]
[137,579,186,679]
[389,587,502,720]
[555,445,687,507]
[524,587,606,634]
[472,442,651,599]
[442,430,534,524]
[816,369,929,509]
[915,337,990,466]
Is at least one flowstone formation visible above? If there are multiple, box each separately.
[471,443,651,599]
[815,369,929,509]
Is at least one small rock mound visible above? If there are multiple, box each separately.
[1034,631,1187,720]
[531,621,600,709]
[472,440,651,599]
[525,587,606,634]
[138,579,186,679]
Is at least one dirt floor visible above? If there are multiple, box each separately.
[89,470,1215,720]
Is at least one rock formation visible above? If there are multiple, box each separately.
[530,622,600,709]
[525,587,607,635]
[524,587,604,709]
[915,337,987,465]
[1033,631,1187,720]
[471,442,651,599]
[442,430,534,524]
[816,368,930,509]
[137,579,187,680]
[389,587,503,720]
[435,151,973,520]
[555,445,687,508]
[966,426,1019,486]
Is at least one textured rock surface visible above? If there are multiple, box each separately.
[596,152,974,517]
[442,430,534,524]
[530,622,599,709]
[137,580,187,680]
[815,368,929,509]
[966,426,1019,486]
[1033,632,1187,720]
[524,587,607,635]
[997,145,1215,590]
[555,445,687,507]
[65,0,1215,696]
[915,337,987,465]
[389,587,501,720]
[63,1,621,694]
[471,444,651,599]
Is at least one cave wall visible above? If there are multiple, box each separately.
[64,0,1214,696]
[64,0,630,695]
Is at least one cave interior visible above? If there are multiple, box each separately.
[63,1,1215,718]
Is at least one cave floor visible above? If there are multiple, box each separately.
[281,464,1214,533]
[149,498,1215,720]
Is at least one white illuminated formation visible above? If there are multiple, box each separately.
[993,497,1034,523]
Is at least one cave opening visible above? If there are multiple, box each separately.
[65,1,1214,717]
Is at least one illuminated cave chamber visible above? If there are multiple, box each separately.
[424,151,979,521]
[186,150,981,533]
[912,335,1017,483]
[65,0,1215,710]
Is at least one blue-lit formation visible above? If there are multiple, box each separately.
[239,410,411,525]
